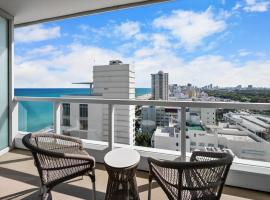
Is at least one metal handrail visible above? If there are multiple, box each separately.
[14,96,270,110]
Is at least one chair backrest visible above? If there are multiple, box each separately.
[148,151,233,200]
[180,151,233,200]
[22,133,82,153]
[22,133,83,171]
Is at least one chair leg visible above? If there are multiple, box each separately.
[89,169,96,200]
[41,186,51,200]
[148,175,152,200]
[39,182,43,196]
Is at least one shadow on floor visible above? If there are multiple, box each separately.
[0,166,105,200]
[1,150,270,200]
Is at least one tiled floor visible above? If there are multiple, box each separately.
[0,149,269,200]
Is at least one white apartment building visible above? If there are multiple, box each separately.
[201,108,216,125]
[141,105,216,132]
[141,106,156,133]
[151,71,169,100]
[141,106,179,133]
[152,122,270,162]
[180,107,216,126]
[152,126,190,152]
[223,112,270,142]
[61,60,135,145]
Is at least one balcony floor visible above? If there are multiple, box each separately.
[0,149,270,200]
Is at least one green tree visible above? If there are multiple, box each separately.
[135,132,152,147]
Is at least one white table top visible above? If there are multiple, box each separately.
[104,148,140,168]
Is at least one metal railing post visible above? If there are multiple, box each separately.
[108,104,115,150]
[9,99,18,148]
[53,102,61,134]
[180,106,186,161]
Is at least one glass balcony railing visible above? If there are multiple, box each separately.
[14,96,270,165]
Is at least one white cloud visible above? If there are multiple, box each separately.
[232,2,242,11]
[153,8,226,51]
[27,45,58,56]
[238,49,252,56]
[14,7,270,89]
[133,49,270,87]
[15,25,61,43]
[151,33,172,49]
[237,49,267,58]
[114,21,141,39]
[15,44,123,88]
[15,42,270,88]
[244,0,270,12]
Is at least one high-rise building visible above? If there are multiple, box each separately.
[151,71,169,100]
[93,60,135,145]
[61,60,135,145]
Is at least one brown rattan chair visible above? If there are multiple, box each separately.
[22,133,96,200]
[148,151,233,200]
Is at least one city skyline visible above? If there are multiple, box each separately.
[14,0,270,88]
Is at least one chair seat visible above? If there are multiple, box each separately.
[42,161,91,186]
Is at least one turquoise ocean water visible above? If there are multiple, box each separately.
[15,88,151,132]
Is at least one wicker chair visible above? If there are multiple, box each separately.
[22,133,96,200]
[148,151,233,200]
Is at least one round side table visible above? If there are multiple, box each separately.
[104,148,140,200]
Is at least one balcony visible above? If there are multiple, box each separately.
[4,96,270,195]
[1,149,270,200]
[1,1,270,199]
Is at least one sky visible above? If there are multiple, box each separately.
[14,0,270,88]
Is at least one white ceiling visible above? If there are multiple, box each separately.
[0,0,168,27]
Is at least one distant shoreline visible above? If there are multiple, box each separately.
[136,93,151,100]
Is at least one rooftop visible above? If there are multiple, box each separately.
[1,149,270,200]
[155,126,179,137]
[220,134,256,142]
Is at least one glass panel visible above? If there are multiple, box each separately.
[189,106,270,163]
[136,105,180,151]
[61,102,103,141]
[18,101,53,132]
[0,16,8,150]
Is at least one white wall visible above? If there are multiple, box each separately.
[201,108,216,125]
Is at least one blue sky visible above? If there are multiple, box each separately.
[14,0,270,88]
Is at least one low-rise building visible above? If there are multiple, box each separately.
[152,126,190,152]
[152,119,270,162]
[223,112,270,141]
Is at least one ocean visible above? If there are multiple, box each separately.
[15,88,151,132]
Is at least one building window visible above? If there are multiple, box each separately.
[62,103,70,116]
[80,104,88,130]
[176,142,179,146]
[62,103,70,126]
[63,118,70,126]
[208,143,215,147]
[80,104,88,117]
[190,141,196,146]
[80,120,88,130]
[198,142,205,147]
